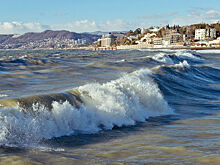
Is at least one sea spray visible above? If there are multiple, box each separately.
[173,60,190,69]
[151,53,174,64]
[0,69,172,146]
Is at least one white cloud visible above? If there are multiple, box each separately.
[51,20,98,32]
[0,19,152,34]
[0,9,219,35]
[0,22,49,34]
[170,9,220,25]
[51,19,138,32]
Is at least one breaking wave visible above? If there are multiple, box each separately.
[0,69,172,146]
[148,50,201,65]
[172,60,190,69]
[151,53,174,64]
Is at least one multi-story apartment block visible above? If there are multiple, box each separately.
[164,29,182,44]
[206,28,216,39]
[195,28,216,41]
[164,29,173,39]
[153,38,163,45]
[170,33,182,44]
[195,29,206,40]
[183,26,195,41]
[100,34,115,47]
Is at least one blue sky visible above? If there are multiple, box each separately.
[0,0,220,34]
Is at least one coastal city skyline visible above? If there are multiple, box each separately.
[0,0,220,34]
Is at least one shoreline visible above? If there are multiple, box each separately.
[0,46,220,51]
[90,46,220,51]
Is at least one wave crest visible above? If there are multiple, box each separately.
[0,69,172,146]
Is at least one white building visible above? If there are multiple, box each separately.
[149,27,160,33]
[183,34,186,42]
[153,38,162,45]
[100,34,115,47]
[209,37,220,47]
[162,39,171,46]
[195,28,217,41]
[73,39,86,45]
[206,28,216,39]
[136,33,157,45]
[127,35,138,41]
[195,29,206,40]
[170,33,182,44]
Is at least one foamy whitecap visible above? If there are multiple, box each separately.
[196,50,220,54]
[173,60,190,69]
[174,50,200,60]
[0,69,173,146]
[137,49,178,53]
[0,94,7,98]
[151,53,174,64]
[148,50,200,66]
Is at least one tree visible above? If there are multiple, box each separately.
[134,28,141,35]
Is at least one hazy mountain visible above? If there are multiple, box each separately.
[85,31,127,36]
[0,30,101,49]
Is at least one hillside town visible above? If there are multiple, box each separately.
[18,38,87,50]
[93,23,220,50]
[0,23,220,50]
[0,30,99,50]
[2,38,88,50]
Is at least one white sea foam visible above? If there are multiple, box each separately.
[196,49,220,54]
[19,55,28,59]
[137,49,179,53]
[173,60,190,69]
[0,69,173,146]
[151,53,174,64]
[116,59,126,63]
[0,94,7,98]
[148,50,200,66]
[174,50,200,60]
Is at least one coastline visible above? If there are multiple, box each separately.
[0,46,220,51]
[90,46,220,51]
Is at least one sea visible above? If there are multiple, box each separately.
[0,49,219,164]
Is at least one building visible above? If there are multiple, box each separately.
[183,34,186,42]
[136,33,156,45]
[100,33,115,47]
[164,29,182,44]
[170,33,182,44]
[153,38,162,45]
[195,29,206,41]
[164,29,177,39]
[209,37,220,47]
[206,28,216,39]
[186,26,195,41]
[149,27,160,33]
[195,28,217,41]
[127,35,138,41]
[162,38,171,46]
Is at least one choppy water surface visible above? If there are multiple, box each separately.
[0,49,220,164]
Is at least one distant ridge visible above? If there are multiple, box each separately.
[85,31,127,36]
[0,30,101,49]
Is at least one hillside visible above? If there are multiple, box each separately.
[0,30,101,49]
